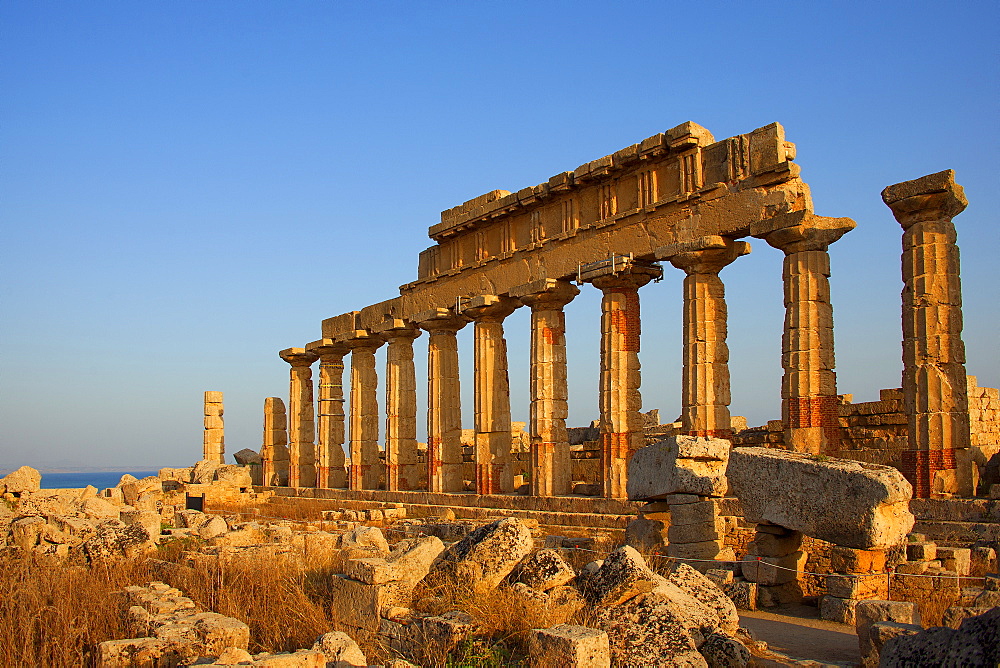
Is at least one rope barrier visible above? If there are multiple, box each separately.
[195,508,989,583]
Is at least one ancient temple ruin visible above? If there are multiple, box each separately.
[256,121,995,501]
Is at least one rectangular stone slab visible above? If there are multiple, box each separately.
[726,447,914,549]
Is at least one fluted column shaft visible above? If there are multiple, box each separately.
[418,310,468,493]
[306,339,349,489]
[883,170,970,497]
[463,296,519,495]
[261,396,288,486]
[665,240,748,438]
[279,348,319,488]
[380,324,422,491]
[345,334,383,490]
[512,279,579,497]
[589,267,659,499]
[765,217,854,455]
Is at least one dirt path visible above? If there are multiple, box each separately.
[740,605,860,666]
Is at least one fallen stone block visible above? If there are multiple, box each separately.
[623,516,667,553]
[855,599,920,667]
[517,548,577,592]
[819,595,858,625]
[666,562,740,636]
[528,624,610,668]
[727,447,914,549]
[583,545,660,607]
[936,546,971,575]
[428,517,532,591]
[880,607,999,667]
[627,437,729,500]
[724,581,757,611]
[0,465,41,495]
[698,632,750,668]
[827,574,890,600]
[419,610,477,653]
[311,631,367,667]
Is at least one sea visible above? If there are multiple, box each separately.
[38,471,160,490]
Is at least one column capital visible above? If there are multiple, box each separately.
[882,169,968,229]
[461,294,519,322]
[510,279,580,310]
[414,307,469,333]
[335,329,384,351]
[373,319,422,342]
[580,256,662,290]
[305,338,350,360]
[764,215,855,254]
[658,236,750,274]
[279,348,318,367]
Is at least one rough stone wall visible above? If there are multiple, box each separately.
[968,376,1000,448]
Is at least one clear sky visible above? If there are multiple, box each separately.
[2,1,997,471]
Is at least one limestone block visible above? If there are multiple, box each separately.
[197,516,229,540]
[698,633,751,668]
[311,631,367,667]
[936,546,971,575]
[906,541,937,561]
[528,625,610,668]
[388,535,446,588]
[11,516,46,550]
[756,581,803,608]
[668,518,725,544]
[623,517,667,553]
[943,606,994,630]
[328,575,393,632]
[671,499,719,526]
[0,465,41,495]
[82,520,155,560]
[517,549,576,592]
[248,650,327,666]
[855,600,921,667]
[96,638,174,667]
[667,539,731,561]
[583,545,660,607]
[752,528,803,558]
[345,558,396,585]
[724,581,757,611]
[666,562,740,636]
[740,552,806,586]
[430,517,533,591]
[819,595,859,625]
[627,437,730,500]
[726,447,914,549]
[194,611,250,653]
[341,525,389,555]
[204,390,224,404]
[420,610,477,652]
[827,574,890,600]
[868,621,922,665]
[214,465,252,488]
[830,546,886,574]
[233,448,263,466]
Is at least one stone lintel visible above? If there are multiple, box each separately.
[321,311,361,339]
[882,170,968,228]
[279,348,318,366]
[461,294,519,321]
[305,338,350,358]
[654,235,729,258]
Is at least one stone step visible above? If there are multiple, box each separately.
[913,520,1000,545]
[910,498,1000,523]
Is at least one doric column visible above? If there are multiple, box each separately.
[374,320,422,491]
[416,308,469,493]
[305,339,349,489]
[583,259,663,499]
[461,295,519,495]
[882,170,970,498]
[657,237,750,439]
[278,348,319,488]
[203,391,225,464]
[338,330,384,491]
[764,215,855,456]
[510,279,580,497]
[261,397,288,486]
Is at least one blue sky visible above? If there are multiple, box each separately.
[2,1,997,470]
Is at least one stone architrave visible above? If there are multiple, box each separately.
[462,295,519,495]
[657,236,750,439]
[761,214,855,455]
[203,391,225,464]
[583,260,663,499]
[279,348,319,488]
[727,447,914,549]
[261,397,288,486]
[416,308,469,493]
[510,279,580,497]
[305,338,350,489]
[882,170,970,498]
[337,330,385,491]
[374,320,423,491]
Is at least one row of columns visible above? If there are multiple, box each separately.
[267,221,854,498]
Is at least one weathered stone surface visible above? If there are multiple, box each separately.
[0,465,41,495]
[880,607,1000,667]
[624,516,668,553]
[942,606,994,629]
[741,551,806,586]
[517,548,576,592]
[666,562,740,636]
[724,581,757,611]
[727,447,914,548]
[342,525,389,556]
[388,535,446,588]
[583,546,660,607]
[311,631,367,667]
[82,520,154,560]
[528,625,610,668]
[855,600,920,667]
[429,517,532,591]
[420,610,477,652]
[819,595,858,625]
[627,437,730,500]
[868,622,922,664]
[198,516,229,540]
[698,632,750,668]
[233,448,263,466]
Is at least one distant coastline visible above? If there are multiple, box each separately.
[37,470,162,490]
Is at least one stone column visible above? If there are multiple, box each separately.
[203,391,225,464]
[261,397,288,486]
[883,170,970,498]
[278,348,319,488]
[416,308,469,493]
[510,279,580,497]
[764,215,855,456]
[462,295,519,495]
[583,260,663,499]
[658,237,750,438]
[305,339,349,489]
[375,320,422,491]
[339,330,384,491]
